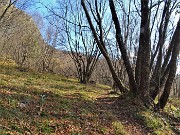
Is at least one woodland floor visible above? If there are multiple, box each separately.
[0,58,179,135]
[96,93,180,135]
[96,95,149,135]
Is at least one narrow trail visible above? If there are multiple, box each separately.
[95,93,150,135]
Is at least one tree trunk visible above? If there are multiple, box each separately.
[81,0,128,93]
[109,0,137,95]
[138,0,151,104]
[156,18,180,109]
[150,0,171,100]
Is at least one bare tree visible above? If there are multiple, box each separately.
[81,0,180,109]
[64,1,101,84]
[43,0,101,84]
[66,28,101,83]
[10,16,41,70]
[36,24,58,72]
[0,4,42,70]
[81,0,128,92]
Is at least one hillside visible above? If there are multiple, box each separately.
[0,1,180,135]
[0,58,179,135]
[0,3,47,71]
[0,4,43,47]
[0,3,125,86]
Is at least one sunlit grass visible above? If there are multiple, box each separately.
[133,105,175,135]
[112,121,128,135]
[0,58,121,134]
[0,58,179,134]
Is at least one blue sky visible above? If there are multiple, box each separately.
[24,0,57,16]
[17,0,58,44]
[15,0,180,74]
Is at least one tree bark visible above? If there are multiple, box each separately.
[81,0,128,93]
[156,18,180,109]
[150,0,171,99]
[109,0,137,95]
[138,0,151,103]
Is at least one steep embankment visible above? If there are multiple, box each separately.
[0,58,179,135]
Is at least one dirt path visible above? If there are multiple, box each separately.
[95,93,150,135]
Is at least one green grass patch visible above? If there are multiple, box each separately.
[0,59,116,134]
[134,110,173,135]
[112,121,128,135]
[0,58,179,134]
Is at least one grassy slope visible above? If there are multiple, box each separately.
[0,58,179,135]
[0,58,126,135]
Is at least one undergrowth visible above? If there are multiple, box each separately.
[0,58,122,134]
[0,58,179,135]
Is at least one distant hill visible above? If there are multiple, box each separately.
[0,3,52,70]
[0,3,43,53]
[0,2,113,85]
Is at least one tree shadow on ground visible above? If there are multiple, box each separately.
[0,86,116,134]
[95,94,151,135]
[161,112,180,134]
